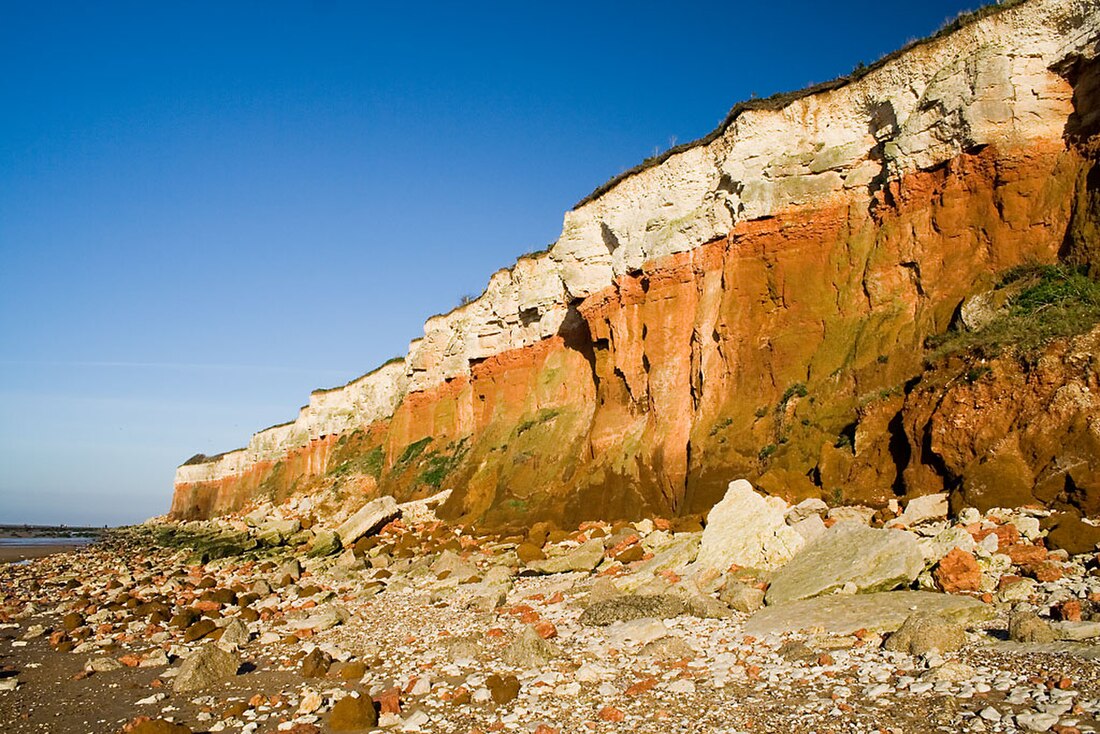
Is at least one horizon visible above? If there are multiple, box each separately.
[0,1,986,525]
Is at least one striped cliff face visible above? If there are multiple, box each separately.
[172,0,1100,527]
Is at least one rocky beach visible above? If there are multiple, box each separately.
[3,485,1100,733]
[4,1,1099,732]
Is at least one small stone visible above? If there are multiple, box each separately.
[127,719,193,734]
[217,618,250,649]
[922,661,976,683]
[86,656,123,673]
[300,648,333,678]
[884,613,967,656]
[486,673,520,704]
[719,580,765,613]
[336,660,368,680]
[298,689,324,715]
[1016,712,1060,732]
[183,619,218,643]
[1009,612,1057,643]
[934,548,982,593]
[598,706,626,722]
[516,543,545,564]
[328,693,378,731]
[501,626,559,668]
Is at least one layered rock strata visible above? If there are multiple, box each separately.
[173,0,1100,527]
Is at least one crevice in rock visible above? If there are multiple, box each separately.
[887,411,912,496]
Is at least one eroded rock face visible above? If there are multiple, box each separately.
[170,0,1100,528]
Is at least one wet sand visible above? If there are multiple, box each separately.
[0,543,94,563]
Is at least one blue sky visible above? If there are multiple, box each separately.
[0,1,984,525]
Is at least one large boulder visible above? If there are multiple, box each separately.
[526,539,604,574]
[308,529,342,557]
[580,595,688,626]
[894,493,948,527]
[695,480,805,573]
[501,626,560,668]
[173,643,240,692]
[883,612,967,655]
[336,496,399,545]
[765,522,923,605]
[256,518,300,546]
[328,692,378,731]
[744,591,993,637]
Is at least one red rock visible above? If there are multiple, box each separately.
[1005,543,1048,567]
[598,706,626,722]
[376,686,401,714]
[1056,600,1083,622]
[934,548,982,593]
[624,677,658,696]
[532,726,559,734]
[532,620,557,639]
[1033,563,1064,582]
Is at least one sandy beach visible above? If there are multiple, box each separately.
[0,543,96,567]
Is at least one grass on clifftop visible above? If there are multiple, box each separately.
[928,265,1100,359]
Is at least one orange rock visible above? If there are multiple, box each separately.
[598,706,626,722]
[1005,543,1048,567]
[624,677,658,696]
[1056,600,1084,622]
[533,620,558,639]
[377,686,402,715]
[1033,563,1064,582]
[934,548,982,593]
[119,654,142,668]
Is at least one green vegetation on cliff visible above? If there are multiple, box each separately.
[929,265,1100,359]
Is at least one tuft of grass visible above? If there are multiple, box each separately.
[328,445,385,480]
[396,437,433,467]
[709,417,734,436]
[779,383,808,406]
[758,444,778,461]
[516,408,562,436]
[928,265,1100,359]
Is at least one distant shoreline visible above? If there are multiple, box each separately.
[0,527,106,563]
[0,524,110,539]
